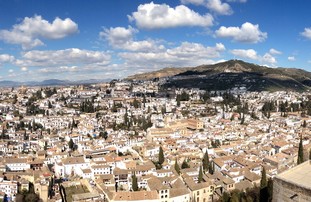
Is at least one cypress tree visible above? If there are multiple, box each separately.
[202,150,209,172]
[267,178,273,202]
[198,166,203,183]
[260,166,268,202]
[297,135,304,165]
[208,162,214,175]
[158,146,164,165]
[68,138,74,150]
[260,166,267,189]
[181,160,190,169]
[302,120,307,128]
[222,192,230,202]
[174,159,180,175]
[132,173,138,191]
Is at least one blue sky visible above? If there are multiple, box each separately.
[0,0,311,81]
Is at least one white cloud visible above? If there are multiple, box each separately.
[128,2,213,29]
[119,42,225,68]
[215,22,267,43]
[15,48,111,67]
[0,54,15,64]
[226,0,247,2]
[181,0,205,5]
[0,15,78,49]
[38,66,78,73]
[100,26,137,46]
[231,49,277,65]
[8,69,14,73]
[288,56,296,61]
[21,67,28,71]
[167,42,225,58]
[269,48,282,55]
[99,26,163,52]
[262,53,277,64]
[231,49,258,60]
[301,28,311,40]
[181,0,235,15]
[206,0,232,15]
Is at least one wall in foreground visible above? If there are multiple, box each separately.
[273,177,311,202]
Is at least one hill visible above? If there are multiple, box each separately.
[0,79,110,87]
[127,60,311,91]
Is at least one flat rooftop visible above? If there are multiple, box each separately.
[72,193,101,201]
[276,160,311,190]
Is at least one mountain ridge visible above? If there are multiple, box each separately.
[127,60,311,91]
[0,79,110,87]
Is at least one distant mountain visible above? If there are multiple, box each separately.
[0,80,21,87]
[127,60,311,91]
[126,67,192,80]
[0,78,111,87]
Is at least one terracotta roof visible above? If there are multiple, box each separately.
[113,190,159,201]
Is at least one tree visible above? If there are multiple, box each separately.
[231,191,240,202]
[158,146,164,165]
[102,131,108,140]
[181,160,190,169]
[202,150,209,172]
[48,100,52,109]
[260,166,268,202]
[260,166,267,189]
[222,192,230,202]
[198,166,203,183]
[68,138,74,150]
[267,178,273,202]
[132,173,138,191]
[302,120,307,128]
[174,159,180,175]
[297,135,304,165]
[133,98,140,108]
[12,94,18,104]
[208,163,214,175]
[23,130,28,141]
[309,149,311,160]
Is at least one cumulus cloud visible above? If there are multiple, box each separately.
[99,26,163,52]
[181,0,205,5]
[231,49,277,65]
[215,22,267,43]
[226,0,247,2]
[181,0,233,15]
[231,49,258,60]
[128,2,213,29]
[206,0,232,15]
[21,67,28,71]
[38,66,78,73]
[269,48,282,55]
[0,15,78,49]
[119,42,225,68]
[262,53,277,64]
[0,54,15,64]
[301,27,311,40]
[15,48,111,67]
[288,56,296,61]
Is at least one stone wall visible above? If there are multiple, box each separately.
[273,177,311,202]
